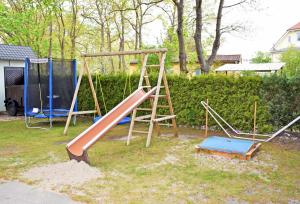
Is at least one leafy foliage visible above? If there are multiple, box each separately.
[78,74,300,132]
[281,48,300,77]
[251,51,272,63]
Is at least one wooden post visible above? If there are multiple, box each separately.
[253,101,257,140]
[146,52,166,147]
[84,59,101,117]
[64,58,101,135]
[64,59,85,135]
[127,54,149,145]
[205,98,208,137]
[162,68,178,137]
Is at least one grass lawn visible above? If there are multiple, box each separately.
[0,118,299,203]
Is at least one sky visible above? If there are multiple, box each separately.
[218,0,300,61]
[143,0,300,62]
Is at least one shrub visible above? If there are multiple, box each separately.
[78,73,300,132]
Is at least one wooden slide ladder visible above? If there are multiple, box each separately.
[126,51,178,147]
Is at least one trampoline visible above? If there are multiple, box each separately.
[24,58,77,128]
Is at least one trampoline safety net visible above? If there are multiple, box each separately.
[25,58,77,119]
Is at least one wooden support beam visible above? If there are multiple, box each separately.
[85,60,101,117]
[64,58,101,135]
[72,110,97,115]
[253,101,257,140]
[146,65,160,68]
[136,108,152,111]
[127,54,149,145]
[153,115,176,122]
[81,49,167,57]
[146,52,166,147]
[135,115,152,120]
[132,130,149,134]
[205,98,209,137]
[64,60,85,135]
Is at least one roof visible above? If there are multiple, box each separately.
[271,47,300,53]
[0,44,36,61]
[287,21,300,31]
[213,54,241,62]
[171,54,242,63]
[215,63,285,72]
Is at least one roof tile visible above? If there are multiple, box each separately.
[288,21,300,31]
[0,44,36,61]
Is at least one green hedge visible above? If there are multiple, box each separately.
[78,74,300,132]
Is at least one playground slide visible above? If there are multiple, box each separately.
[66,87,157,163]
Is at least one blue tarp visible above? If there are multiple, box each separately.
[197,136,256,155]
[93,116,131,125]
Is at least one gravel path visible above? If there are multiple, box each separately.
[0,181,80,204]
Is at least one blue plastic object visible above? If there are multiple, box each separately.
[93,116,131,125]
[197,136,255,155]
[27,109,70,118]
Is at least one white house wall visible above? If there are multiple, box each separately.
[0,60,25,111]
[274,30,300,50]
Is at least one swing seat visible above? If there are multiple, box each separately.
[195,136,261,160]
[93,116,131,125]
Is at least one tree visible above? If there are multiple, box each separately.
[281,48,300,77]
[0,0,53,57]
[172,0,188,73]
[251,51,271,63]
[194,0,254,73]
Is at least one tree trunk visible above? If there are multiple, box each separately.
[194,0,208,73]
[48,20,53,58]
[119,10,126,71]
[174,0,188,73]
[70,0,78,59]
[207,0,224,66]
[194,0,224,73]
[106,20,115,72]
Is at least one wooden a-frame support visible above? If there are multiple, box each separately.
[64,48,178,147]
[64,58,101,135]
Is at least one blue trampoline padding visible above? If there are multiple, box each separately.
[197,136,256,155]
[26,109,70,118]
[93,116,131,125]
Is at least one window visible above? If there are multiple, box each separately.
[288,36,291,43]
[297,32,300,41]
[4,67,24,86]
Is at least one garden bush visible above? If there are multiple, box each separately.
[78,73,300,132]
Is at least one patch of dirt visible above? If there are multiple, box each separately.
[160,133,200,141]
[138,154,181,170]
[288,199,300,204]
[22,160,102,191]
[0,112,23,121]
[53,140,70,145]
[106,135,131,141]
[0,145,20,157]
[226,197,248,204]
[272,131,300,150]
[195,151,277,181]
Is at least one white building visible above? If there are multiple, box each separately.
[271,21,300,62]
[0,44,36,112]
[215,63,285,76]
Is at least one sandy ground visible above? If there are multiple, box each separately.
[22,160,102,191]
